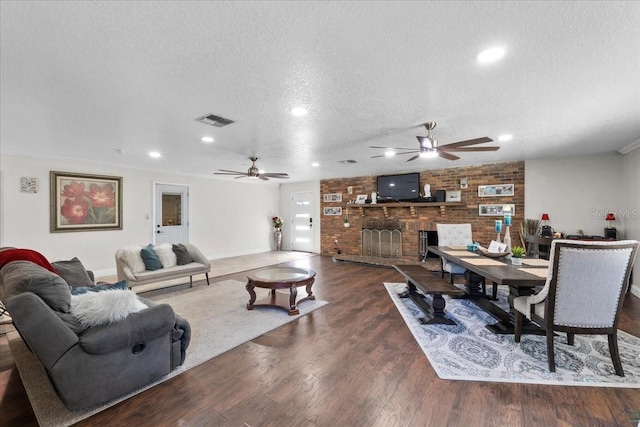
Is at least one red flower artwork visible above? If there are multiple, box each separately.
[60,181,87,198]
[87,183,115,208]
[60,197,90,224]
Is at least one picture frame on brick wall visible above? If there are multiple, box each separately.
[323,193,342,202]
[323,207,342,215]
[446,190,461,202]
[478,184,514,197]
[479,204,516,216]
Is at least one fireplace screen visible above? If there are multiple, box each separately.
[361,228,402,258]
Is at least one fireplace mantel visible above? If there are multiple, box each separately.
[347,201,462,218]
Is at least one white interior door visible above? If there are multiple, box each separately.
[291,191,314,252]
[154,183,189,245]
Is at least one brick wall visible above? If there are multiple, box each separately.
[320,161,525,258]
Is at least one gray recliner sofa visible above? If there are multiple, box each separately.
[0,259,190,411]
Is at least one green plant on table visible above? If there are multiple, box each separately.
[511,246,526,258]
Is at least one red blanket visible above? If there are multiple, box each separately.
[0,248,58,273]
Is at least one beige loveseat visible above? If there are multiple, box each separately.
[116,243,210,289]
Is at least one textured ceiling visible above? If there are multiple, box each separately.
[1,1,639,183]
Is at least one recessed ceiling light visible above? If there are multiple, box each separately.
[116,149,125,154]
[291,107,308,117]
[311,162,319,167]
[149,151,162,158]
[477,47,506,64]
[201,136,214,143]
[384,149,396,157]
[498,134,513,142]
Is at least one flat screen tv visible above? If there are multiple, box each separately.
[376,172,420,201]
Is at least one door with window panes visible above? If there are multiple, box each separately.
[290,191,314,252]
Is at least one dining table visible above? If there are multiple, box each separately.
[427,245,550,334]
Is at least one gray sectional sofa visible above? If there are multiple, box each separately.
[0,256,190,411]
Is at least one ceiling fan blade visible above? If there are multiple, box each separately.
[406,154,420,162]
[369,146,416,151]
[234,176,246,179]
[215,169,245,174]
[441,137,493,149]
[258,175,270,181]
[440,146,500,152]
[262,173,289,177]
[372,150,420,159]
[438,151,460,161]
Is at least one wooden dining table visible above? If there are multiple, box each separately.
[427,245,550,334]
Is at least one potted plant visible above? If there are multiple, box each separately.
[511,246,525,265]
[343,216,350,228]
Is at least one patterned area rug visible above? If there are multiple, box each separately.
[384,282,640,387]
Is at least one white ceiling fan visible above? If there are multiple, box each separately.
[214,157,289,181]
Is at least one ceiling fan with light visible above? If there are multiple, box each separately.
[370,122,499,161]
[214,156,289,181]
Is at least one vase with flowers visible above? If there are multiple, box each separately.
[271,216,283,250]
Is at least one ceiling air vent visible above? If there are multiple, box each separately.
[338,159,358,164]
[195,113,235,127]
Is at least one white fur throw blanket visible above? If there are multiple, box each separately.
[70,289,147,327]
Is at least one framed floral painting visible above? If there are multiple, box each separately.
[50,171,123,232]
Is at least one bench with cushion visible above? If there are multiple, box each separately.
[116,243,210,289]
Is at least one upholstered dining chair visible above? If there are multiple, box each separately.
[436,223,473,285]
[514,239,639,376]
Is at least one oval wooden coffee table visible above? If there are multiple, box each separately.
[246,267,316,315]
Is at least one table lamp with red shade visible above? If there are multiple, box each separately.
[540,213,552,236]
[604,212,617,239]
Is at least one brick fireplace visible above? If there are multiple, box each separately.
[320,161,525,259]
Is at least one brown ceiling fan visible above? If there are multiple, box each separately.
[214,156,289,181]
[370,122,499,161]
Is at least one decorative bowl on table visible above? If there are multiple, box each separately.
[477,248,510,258]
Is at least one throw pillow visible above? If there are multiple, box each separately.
[120,245,146,273]
[70,289,147,327]
[153,243,177,268]
[172,244,194,265]
[0,261,71,312]
[52,257,94,288]
[0,248,58,273]
[70,279,128,295]
[140,244,163,271]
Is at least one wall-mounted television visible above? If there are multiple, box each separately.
[376,172,420,202]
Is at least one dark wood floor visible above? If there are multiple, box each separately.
[2,254,640,426]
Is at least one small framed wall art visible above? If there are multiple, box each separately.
[479,204,516,216]
[323,207,343,216]
[323,193,342,202]
[50,171,123,232]
[478,184,514,197]
[20,177,38,193]
[446,190,461,202]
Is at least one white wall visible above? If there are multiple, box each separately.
[0,154,280,275]
[525,152,625,237]
[278,180,321,253]
[623,147,640,241]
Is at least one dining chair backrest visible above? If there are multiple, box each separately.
[525,235,554,259]
[544,239,638,328]
[436,223,473,247]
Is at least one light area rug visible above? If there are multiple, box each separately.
[8,279,328,427]
[384,282,640,388]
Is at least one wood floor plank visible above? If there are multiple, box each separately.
[1,253,639,426]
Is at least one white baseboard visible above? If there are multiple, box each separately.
[631,284,639,298]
